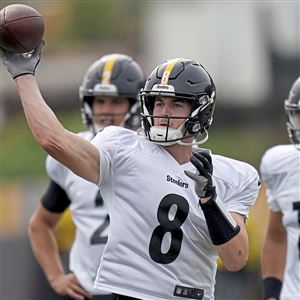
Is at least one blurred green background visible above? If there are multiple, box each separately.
[2,110,286,179]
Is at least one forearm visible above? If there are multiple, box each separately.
[216,216,248,271]
[262,210,287,279]
[28,221,65,284]
[199,193,248,271]
[15,75,100,183]
[262,250,284,300]
[262,236,286,279]
[15,75,66,151]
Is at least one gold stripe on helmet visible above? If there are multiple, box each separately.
[101,54,118,84]
[161,58,182,85]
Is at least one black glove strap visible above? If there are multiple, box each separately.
[263,277,282,300]
[200,194,241,245]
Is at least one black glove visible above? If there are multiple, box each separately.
[0,40,45,79]
[184,151,216,200]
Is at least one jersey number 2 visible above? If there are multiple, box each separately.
[149,194,189,264]
[90,191,109,245]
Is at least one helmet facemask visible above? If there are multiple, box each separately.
[141,92,215,146]
[285,100,300,149]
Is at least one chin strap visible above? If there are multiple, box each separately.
[177,129,209,146]
[138,126,209,147]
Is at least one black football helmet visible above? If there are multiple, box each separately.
[79,53,145,133]
[284,77,300,149]
[140,58,216,146]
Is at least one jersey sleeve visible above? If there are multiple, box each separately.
[225,170,261,217]
[45,155,68,188]
[41,180,71,213]
[213,155,261,218]
[90,126,123,186]
[260,151,281,212]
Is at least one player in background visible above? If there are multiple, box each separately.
[1,44,261,300]
[260,77,300,300]
[27,53,145,300]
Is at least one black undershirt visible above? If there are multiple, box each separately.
[41,180,70,213]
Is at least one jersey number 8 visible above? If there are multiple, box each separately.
[149,194,189,264]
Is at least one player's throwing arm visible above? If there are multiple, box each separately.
[0,41,100,185]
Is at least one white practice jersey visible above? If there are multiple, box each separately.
[260,144,300,299]
[46,130,109,295]
[91,126,260,300]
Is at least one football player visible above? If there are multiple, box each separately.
[1,45,261,300]
[260,77,300,300]
[27,53,145,300]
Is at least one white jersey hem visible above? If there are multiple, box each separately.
[94,283,171,300]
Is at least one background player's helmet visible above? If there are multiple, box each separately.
[79,53,145,133]
[284,77,300,149]
[140,58,216,146]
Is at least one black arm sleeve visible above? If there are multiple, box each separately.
[41,180,71,213]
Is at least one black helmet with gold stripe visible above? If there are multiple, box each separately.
[79,53,145,133]
[140,58,216,146]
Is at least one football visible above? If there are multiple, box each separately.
[0,4,44,53]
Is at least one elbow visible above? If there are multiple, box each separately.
[39,139,51,153]
[38,133,65,156]
[224,260,247,272]
[28,216,39,238]
[223,252,248,272]
[38,135,55,152]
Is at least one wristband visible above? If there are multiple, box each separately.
[199,195,240,245]
[263,277,282,300]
